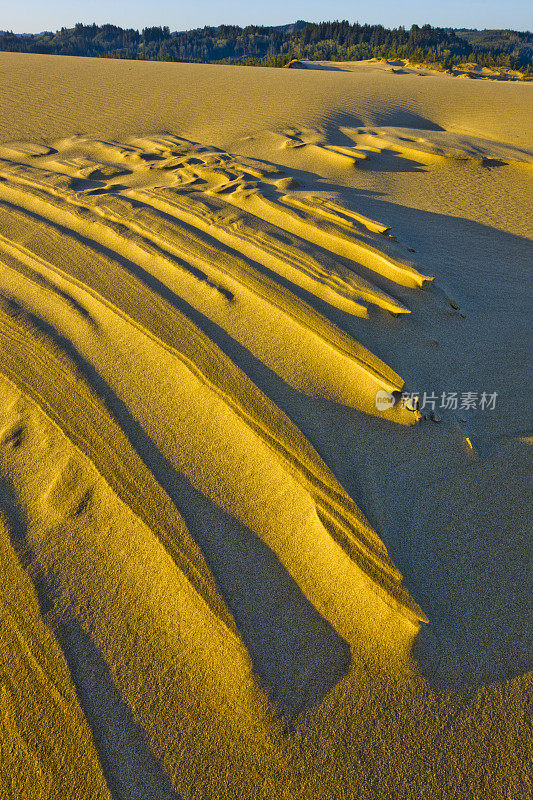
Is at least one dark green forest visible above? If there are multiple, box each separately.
[0,20,531,75]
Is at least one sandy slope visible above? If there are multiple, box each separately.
[0,53,531,799]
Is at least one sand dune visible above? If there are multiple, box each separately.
[299,57,529,82]
[0,53,531,799]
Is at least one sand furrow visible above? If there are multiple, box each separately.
[223,190,431,288]
[0,145,432,619]
[131,187,408,315]
[0,380,284,797]
[0,253,422,620]
[0,211,425,622]
[0,166,408,392]
[0,186,412,444]
[0,305,235,635]
[0,514,112,799]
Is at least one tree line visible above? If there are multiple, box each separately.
[0,21,531,75]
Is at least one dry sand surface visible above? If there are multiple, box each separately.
[0,52,531,799]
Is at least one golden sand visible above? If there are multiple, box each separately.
[0,53,531,798]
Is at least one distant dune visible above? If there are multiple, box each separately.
[0,53,531,799]
[292,57,530,81]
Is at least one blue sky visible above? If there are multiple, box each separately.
[3,0,532,34]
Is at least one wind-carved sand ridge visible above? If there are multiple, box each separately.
[0,133,442,795]
[0,135,433,413]
[0,132,433,781]
[278,124,533,170]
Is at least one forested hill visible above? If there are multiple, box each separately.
[1,21,531,74]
